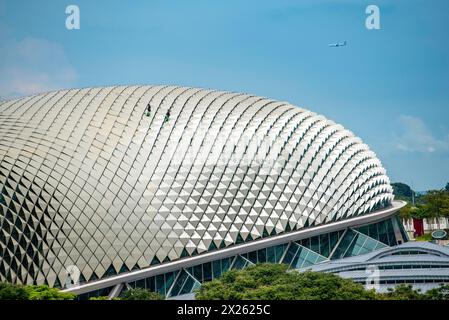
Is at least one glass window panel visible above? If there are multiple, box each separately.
[193,265,202,282]
[319,233,330,257]
[282,244,299,264]
[298,246,309,260]
[397,216,409,242]
[180,277,195,295]
[290,253,301,268]
[232,256,247,270]
[186,267,193,275]
[315,254,327,264]
[192,279,202,292]
[248,250,258,264]
[357,225,369,236]
[331,230,356,260]
[203,262,212,282]
[156,274,165,294]
[169,271,188,297]
[212,260,221,279]
[275,244,286,262]
[378,220,389,245]
[146,276,155,291]
[257,248,267,263]
[369,223,378,239]
[301,251,314,268]
[343,231,387,258]
[266,246,276,263]
[365,237,385,251]
[311,236,320,254]
[136,279,145,289]
[302,238,311,250]
[164,272,177,293]
[385,219,396,245]
[329,231,340,254]
[221,258,231,273]
[349,234,367,256]
[355,244,371,256]
[347,240,364,257]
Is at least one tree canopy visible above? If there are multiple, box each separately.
[88,288,165,300]
[379,284,449,300]
[393,181,449,220]
[0,282,75,300]
[422,190,449,218]
[195,264,449,300]
[392,182,414,200]
[0,282,29,300]
[2,268,449,300]
[195,264,377,300]
[120,288,164,300]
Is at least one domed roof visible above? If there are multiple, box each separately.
[0,85,393,285]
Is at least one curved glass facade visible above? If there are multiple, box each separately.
[77,216,407,299]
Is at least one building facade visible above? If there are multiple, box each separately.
[0,85,401,298]
[301,241,449,293]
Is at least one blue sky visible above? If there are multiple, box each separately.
[0,0,448,190]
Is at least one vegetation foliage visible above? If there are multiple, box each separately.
[195,263,449,300]
[394,182,449,220]
[0,282,75,300]
[119,288,164,300]
[0,281,164,300]
[2,265,449,300]
[88,288,165,300]
[196,264,377,300]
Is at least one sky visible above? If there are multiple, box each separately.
[0,0,448,191]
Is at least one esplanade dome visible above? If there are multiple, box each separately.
[0,85,394,287]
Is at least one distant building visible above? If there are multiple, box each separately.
[403,217,449,239]
[300,241,449,292]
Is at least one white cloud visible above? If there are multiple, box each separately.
[0,37,78,98]
[393,115,449,153]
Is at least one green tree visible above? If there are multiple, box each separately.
[195,264,377,300]
[445,183,449,192]
[0,282,29,300]
[25,285,75,300]
[379,285,424,300]
[398,205,431,220]
[398,205,411,219]
[379,284,449,300]
[424,284,449,300]
[120,288,164,300]
[89,296,110,300]
[0,283,75,300]
[411,204,433,219]
[422,190,449,220]
[89,296,122,300]
[391,182,413,201]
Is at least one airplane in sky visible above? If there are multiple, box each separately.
[329,41,347,47]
